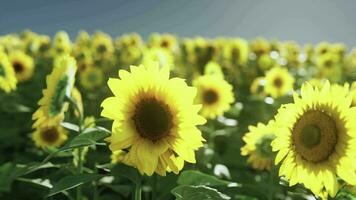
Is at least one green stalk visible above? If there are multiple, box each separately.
[134,171,142,200]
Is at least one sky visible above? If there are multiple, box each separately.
[1,0,356,46]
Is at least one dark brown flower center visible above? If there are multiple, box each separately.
[41,127,60,144]
[12,61,24,73]
[324,60,333,68]
[132,98,173,141]
[161,40,169,48]
[273,77,283,88]
[203,89,219,105]
[292,110,338,163]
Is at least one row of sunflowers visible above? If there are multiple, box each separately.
[0,30,356,200]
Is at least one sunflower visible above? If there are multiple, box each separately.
[32,124,68,149]
[142,48,174,70]
[271,82,356,199]
[0,52,17,93]
[91,32,114,59]
[32,55,77,128]
[350,82,356,107]
[79,66,104,90]
[193,75,234,119]
[264,66,294,98]
[250,37,271,56]
[316,52,342,82]
[8,51,34,82]
[223,38,249,66]
[52,31,72,55]
[101,62,206,176]
[241,121,276,171]
[148,33,178,53]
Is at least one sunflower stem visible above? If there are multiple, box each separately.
[135,171,142,200]
[152,174,157,200]
[66,95,85,200]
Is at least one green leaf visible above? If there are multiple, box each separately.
[106,184,132,198]
[61,122,80,132]
[60,126,110,151]
[178,170,232,186]
[47,173,104,197]
[0,163,26,192]
[110,164,140,184]
[171,185,231,200]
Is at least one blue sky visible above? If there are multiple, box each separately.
[1,0,356,46]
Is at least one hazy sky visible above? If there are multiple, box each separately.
[1,0,356,46]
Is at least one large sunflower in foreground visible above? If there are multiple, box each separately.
[193,75,234,119]
[101,62,206,176]
[264,66,294,99]
[8,51,34,82]
[241,120,276,171]
[0,52,17,93]
[272,82,356,199]
[32,124,68,149]
[32,55,77,128]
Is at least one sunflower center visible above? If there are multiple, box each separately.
[0,64,5,77]
[256,135,276,158]
[87,71,99,84]
[97,44,107,53]
[273,77,283,88]
[12,61,24,73]
[324,60,333,68]
[292,110,338,163]
[132,98,173,141]
[49,76,69,117]
[161,40,169,48]
[203,89,219,105]
[41,127,59,144]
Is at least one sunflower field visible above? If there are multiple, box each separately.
[1,30,356,200]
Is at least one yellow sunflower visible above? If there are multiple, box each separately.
[223,38,249,66]
[250,37,271,56]
[32,124,68,149]
[350,82,356,107]
[264,66,294,98]
[241,120,276,171]
[52,31,72,55]
[193,75,234,119]
[79,66,104,90]
[272,82,356,199]
[0,52,17,93]
[142,47,174,70]
[101,62,206,176]
[91,32,114,59]
[148,33,178,53]
[32,55,77,128]
[8,51,34,82]
[316,52,342,82]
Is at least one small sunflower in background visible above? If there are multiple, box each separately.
[257,53,275,71]
[272,82,356,199]
[35,35,52,58]
[316,52,342,82]
[250,37,271,57]
[315,42,331,56]
[52,31,72,56]
[142,48,174,70]
[8,51,34,82]
[101,62,206,176]
[250,77,265,97]
[241,120,276,171]
[79,66,104,90]
[193,74,234,119]
[32,55,77,128]
[74,30,91,51]
[74,49,93,73]
[264,66,294,98]
[0,51,17,93]
[223,38,249,67]
[281,41,301,68]
[91,31,114,60]
[148,33,178,53]
[204,61,224,79]
[32,124,68,149]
